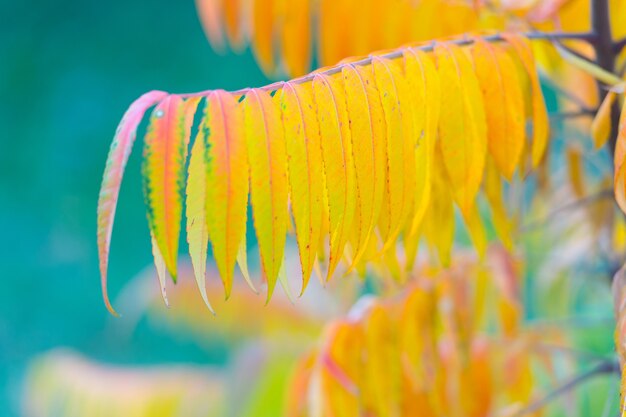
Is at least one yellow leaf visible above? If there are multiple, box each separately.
[372,57,416,248]
[223,0,245,50]
[186,115,214,312]
[280,81,324,292]
[615,103,626,214]
[471,39,525,180]
[592,90,617,149]
[423,146,455,266]
[243,89,289,301]
[362,305,400,417]
[281,0,312,76]
[312,73,357,280]
[251,0,275,75]
[404,49,440,236]
[501,33,549,167]
[205,91,249,298]
[434,42,487,216]
[342,64,387,265]
[566,146,585,199]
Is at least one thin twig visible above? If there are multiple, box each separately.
[614,37,626,54]
[181,31,596,98]
[531,342,613,362]
[549,109,596,120]
[512,360,620,417]
[520,189,613,233]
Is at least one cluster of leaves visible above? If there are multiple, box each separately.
[97,33,549,315]
[196,0,495,76]
[286,249,542,417]
[194,0,626,77]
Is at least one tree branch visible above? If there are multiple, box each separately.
[519,189,613,233]
[181,30,597,97]
[591,0,620,157]
[512,360,620,417]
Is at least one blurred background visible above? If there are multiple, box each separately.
[0,1,282,415]
[0,1,621,416]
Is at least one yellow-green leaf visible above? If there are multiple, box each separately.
[205,90,249,298]
[244,88,289,301]
[280,81,324,292]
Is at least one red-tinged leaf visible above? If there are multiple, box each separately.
[195,0,225,52]
[142,95,198,282]
[97,90,168,316]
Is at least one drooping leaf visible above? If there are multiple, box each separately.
[434,42,487,216]
[244,88,289,301]
[101,36,545,308]
[342,64,387,265]
[195,0,225,52]
[280,82,324,291]
[185,112,214,312]
[97,90,168,315]
[251,0,276,75]
[312,73,356,280]
[223,0,245,50]
[404,49,440,236]
[142,95,198,282]
[501,33,549,167]
[281,0,312,76]
[204,90,249,298]
[592,90,617,149]
[471,38,525,180]
[372,57,416,249]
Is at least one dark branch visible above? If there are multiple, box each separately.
[511,360,620,417]
[181,30,597,97]
[549,109,596,120]
[614,37,626,54]
[520,189,613,233]
[591,0,620,158]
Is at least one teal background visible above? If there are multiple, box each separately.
[0,1,270,414]
[0,1,622,415]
